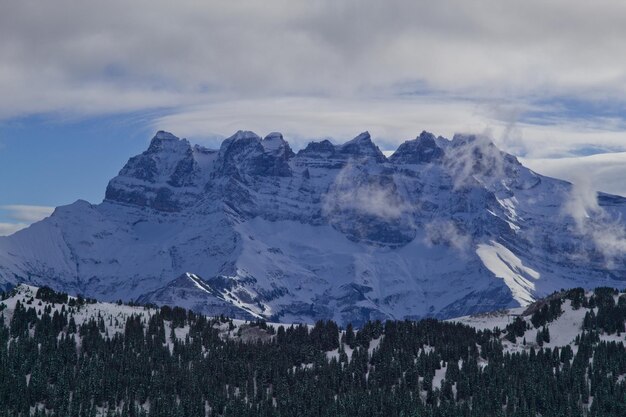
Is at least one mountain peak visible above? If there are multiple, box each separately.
[154,130,178,140]
[338,132,386,162]
[231,130,262,141]
[146,131,191,155]
[216,131,263,158]
[450,133,493,148]
[5,127,626,326]
[104,130,199,211]
[215,130,292,177]
[448,133,522,176]
[297,139,336,158]
[262,132,295,158]
[264,131,283,141]
[352,131,371,141]
[389,130,444,164]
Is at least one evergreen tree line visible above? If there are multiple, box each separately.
[0,287,626,416]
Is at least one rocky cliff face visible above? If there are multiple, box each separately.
[1,129,625,325]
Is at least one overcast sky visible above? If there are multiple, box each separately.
[1,0,626,234]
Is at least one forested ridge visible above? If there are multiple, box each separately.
[1,285,626,416]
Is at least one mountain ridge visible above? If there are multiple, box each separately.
[0,129,625,325]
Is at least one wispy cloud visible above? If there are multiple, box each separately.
[424,220,471,254]
[1,0,626,161]
[561,176,626,267]
[0,222,28,236]
[322,160,412,221]
[154,96,490,151]
[522,152,626,197]
[153,96,626,161]
[1,205,55,224]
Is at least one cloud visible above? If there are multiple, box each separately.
[561,176,626,267]
[1,205,55,223]
[0,223,28,236]
[322,161,411,221]
[522,152,626,197]
[154,96,491,151]
[0,205,54,236]
[424,220,470,254]
[154,97,626,161]
[1,0,626,160]
[443,133,515,190]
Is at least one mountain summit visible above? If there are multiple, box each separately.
[1,130,625,324]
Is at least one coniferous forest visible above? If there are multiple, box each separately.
[1,286,626,416]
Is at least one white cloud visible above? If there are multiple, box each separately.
[424,220,470,254]
[153,97,626,158]
[560,176,626,267]
[1,0,626,159]
[0,223,28,236]
[322,160,412,221]
[504,120,626,159]
[154,96,491,151]
[521,152,626,197]
[1,205,55,223]
[0,205,54,236]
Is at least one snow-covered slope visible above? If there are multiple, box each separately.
[3,284,622,355]
[450,289,626,354]
[0,284,272,344]
[0,130,625,325]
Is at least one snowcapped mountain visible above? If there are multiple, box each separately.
[0,130,625,325]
